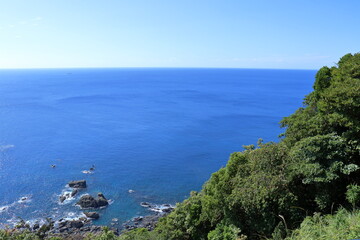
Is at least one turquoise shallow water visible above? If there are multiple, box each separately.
[0,68,315,227]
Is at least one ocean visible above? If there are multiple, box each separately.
[0,68,315,227]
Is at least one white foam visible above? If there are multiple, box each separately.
[25,218,46,228]
[149,207,163,213]
[57,186,79,205]
[0,144,15,151]
[0,195,32,214]
[61,212,86,221]
[82,170,94,174]
[18,195,31,204]
[145,203,175,213]
[6,217,19,225]
[67,212,75,217]
[0,205,9,213]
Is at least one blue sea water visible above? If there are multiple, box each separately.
[0,68,315,227]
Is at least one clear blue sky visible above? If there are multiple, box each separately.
[1,0,359,69]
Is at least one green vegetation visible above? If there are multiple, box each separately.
[149,53,360,239]
[286,209,360,240]
[1,53,359,239]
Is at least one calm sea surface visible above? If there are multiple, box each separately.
[0,68,315,226]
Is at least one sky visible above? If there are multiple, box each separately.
[0,0,359,69]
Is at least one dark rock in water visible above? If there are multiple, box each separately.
[77,193,109,209]
[84,211,100,219]
[133,216,143,221]
[123,214,162,231]
[139,202,173,213]
[33,223,39,230]
[97,192,108,207]
[68,180,87,188]
[90,167,95,171]
[15,219,25,229]
[71,189,78,197]
[59,196,66,203]
[140,202,151,207]
[59,221,67,228]
[70,220,84,228]
[59,189,78,203]
[162,207,174,213]
[77,194,98,208]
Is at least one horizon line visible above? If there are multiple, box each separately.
[0,66,317,71]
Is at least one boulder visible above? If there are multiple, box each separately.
[59,196,66,203]
[70,220,83,228]
[71,189,78,197]
[162,207,174,213]
[84,212,100,219]
[97,193,108,207]
[140,202,151,208]
[77,195,98,208]
[133,216,143,221]
[33,223,40,230]
[68,180,87,188]
[77,193,109,209]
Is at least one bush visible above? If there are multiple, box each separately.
[286,209,360,240]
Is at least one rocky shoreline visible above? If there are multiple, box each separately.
[122,202,175,231]
[2,176,175,239]
[2,178,175,239]
[10,217,111,239]
[7,203,173,239]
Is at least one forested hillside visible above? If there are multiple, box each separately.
[143,52,360,240]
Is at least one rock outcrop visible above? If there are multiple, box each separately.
[96,193,108,207]
[77,193,109,209]
[71,189,78,197]
[59,188,79,203]
[84,212,100,219]
[77,195,98,208]
[59,196,66,203]
[68,180,87,188]
[139,202,174,213]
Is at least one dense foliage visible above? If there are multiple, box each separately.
[286,208,360,240]
[149,52,360,239]
[1,53,359,239]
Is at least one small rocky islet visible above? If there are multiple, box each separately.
[76,193,109,209]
